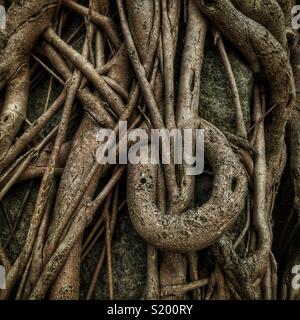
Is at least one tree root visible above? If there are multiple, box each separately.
[128,119,248,252]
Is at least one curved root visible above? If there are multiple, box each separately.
[127,119,248,253]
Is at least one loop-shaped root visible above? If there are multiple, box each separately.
[127,119,248,253]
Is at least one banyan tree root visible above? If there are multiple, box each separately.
[195,0,295,187]
[230,0,287,49]
[127,119,248,253]
[0,0,57,161]
[158,0,206,299]
[210,85,270,300]
[45,8,131,299]
[192,0,296,300]
[0,0,299,300]
[124,0,162,300]
[288,39,300,230]
[18,0,157,300]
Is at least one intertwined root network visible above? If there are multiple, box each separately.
[0,0,299,300]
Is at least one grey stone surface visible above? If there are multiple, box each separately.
[199,37,253,133]
[80,211,147,300]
